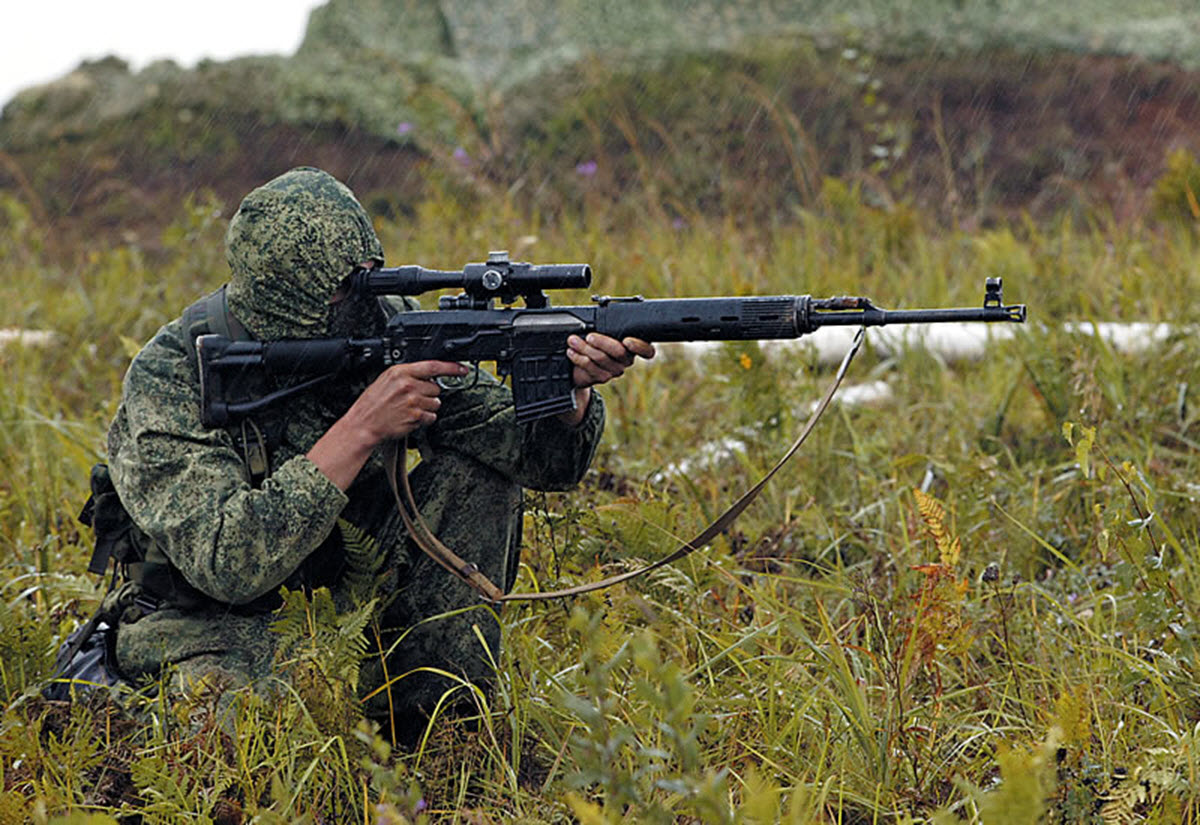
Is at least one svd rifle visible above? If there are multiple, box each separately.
[197,251,1027,427]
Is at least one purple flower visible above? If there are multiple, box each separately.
[672,217,686,230]
[453,146,471,166]
[575,160,598,177]
[396,121,413,136]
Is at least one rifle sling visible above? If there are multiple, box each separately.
[384,327,865,603]
[384,439,507,602]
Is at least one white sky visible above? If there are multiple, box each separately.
[0,1,326,108]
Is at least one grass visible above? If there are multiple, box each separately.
[4,170,1200,823]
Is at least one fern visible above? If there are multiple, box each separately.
[968,731,1060,825]
[1098,767,1153,824]
[913,487,961,568]
[132,749,236,824]
[899,489,972,695]
[272,587,373,685]
[271,586,377,733]
[1097,762,1197,822]
[0,597,57,702]
[338,518,389,609]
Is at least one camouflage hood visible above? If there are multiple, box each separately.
[224,167,384,340]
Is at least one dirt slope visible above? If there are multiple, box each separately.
[1,46,1198,247]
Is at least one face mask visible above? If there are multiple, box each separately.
[324,290,386,339]
[308,293,385,422]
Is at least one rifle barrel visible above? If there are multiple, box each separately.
[810,304,1026,327]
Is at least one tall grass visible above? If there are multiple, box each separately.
[3,177,1200,823]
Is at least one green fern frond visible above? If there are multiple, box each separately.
[339,517,388,607]
[1098,765,1169,824]
[271,586,375,686]
[270,586,314,645]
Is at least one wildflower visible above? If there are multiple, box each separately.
[575,160,598,177]
[453,146,471,166]
[396,121,413,136]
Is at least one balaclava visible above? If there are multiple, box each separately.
[224,167,385,341]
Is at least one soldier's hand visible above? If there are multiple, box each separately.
[566,334,656,389]
[557,334,655,427]
[354,360,469,440]
[308,360,468,491]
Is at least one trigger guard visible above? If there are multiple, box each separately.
[435,364,482,391]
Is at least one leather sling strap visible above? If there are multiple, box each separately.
[385,327,866,603]
[384,440,509,602]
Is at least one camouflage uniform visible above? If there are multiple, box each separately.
[107,167,604,723]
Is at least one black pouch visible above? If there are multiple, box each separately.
[79,463,144,575]
[42,618,121,701]
[45,468,147,701]
[42,580,155,701]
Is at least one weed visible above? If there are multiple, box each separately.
[6,142,1200,822]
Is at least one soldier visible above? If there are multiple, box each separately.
[103,166,653,735]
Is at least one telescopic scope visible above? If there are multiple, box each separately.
[350,251,591,301]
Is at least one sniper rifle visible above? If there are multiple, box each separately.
[196,251,1027,429]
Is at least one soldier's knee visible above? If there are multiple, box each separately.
[415,450,519,500]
